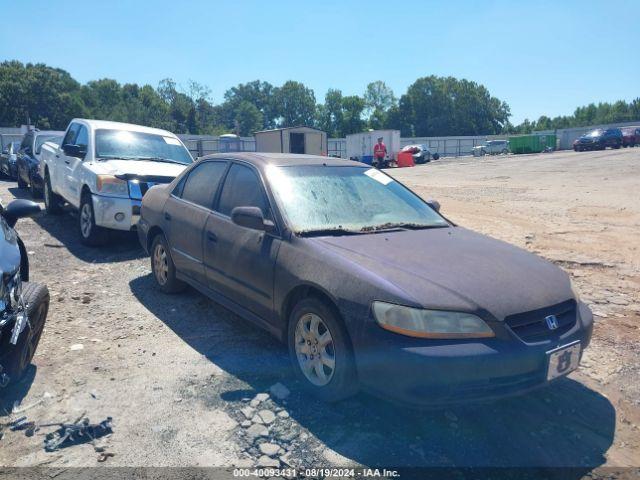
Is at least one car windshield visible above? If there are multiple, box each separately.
[95,129,193,164]
[266,165,449,234]
[36,135,62,150]
[588,130,603,137]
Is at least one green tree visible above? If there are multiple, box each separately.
[364,81,396,129]
[273,81,316,127]
[234,101,263,136]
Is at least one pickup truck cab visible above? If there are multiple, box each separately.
[40,119,194,245]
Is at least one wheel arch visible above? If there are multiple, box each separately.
[147,225,165,252]
[281,283,348,343]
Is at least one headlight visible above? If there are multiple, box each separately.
[372,301,494,339]
[96,175,129,197]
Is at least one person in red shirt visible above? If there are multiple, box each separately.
[373,137,387,167]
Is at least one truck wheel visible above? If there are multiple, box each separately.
[17,172,27,189]
[288,297,358,402]
[44,173,63,214]
[2,282,49,384]
[79,193,108,246]
[150,234,186,293]
[29,173,42,199]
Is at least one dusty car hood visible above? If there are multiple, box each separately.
[314,227,572,321]
[88,160,189,178]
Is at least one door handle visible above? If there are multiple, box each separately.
[55,154,60,158]
[207,231,217,242]
[164,212,172,221]
[64,160,70,164]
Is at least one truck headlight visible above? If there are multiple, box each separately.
[96,175,129,197]
[372,301,494,339]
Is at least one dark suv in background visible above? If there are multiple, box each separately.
[574,128,623,151]
[16,130,64,197]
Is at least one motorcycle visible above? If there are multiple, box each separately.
[0,199,49,387]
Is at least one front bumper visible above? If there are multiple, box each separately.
[354,301,593,406]
[91,194,141,231]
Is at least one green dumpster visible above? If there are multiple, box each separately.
[508,134,557,154]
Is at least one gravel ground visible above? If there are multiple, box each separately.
[0,148,639,472]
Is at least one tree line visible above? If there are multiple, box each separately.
[0,61,638,138]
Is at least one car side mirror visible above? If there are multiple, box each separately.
[231,206,275,232]
[62,144,87,158]
[426,199,440,212]
[3,199,40,228]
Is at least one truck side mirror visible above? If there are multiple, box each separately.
[62,144,87,158]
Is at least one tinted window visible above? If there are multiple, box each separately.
[180,161,227,209]
[218,163,269,217]
[63,123,81,145]
[76,125,89,147]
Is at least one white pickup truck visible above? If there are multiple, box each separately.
[40,119,194,245]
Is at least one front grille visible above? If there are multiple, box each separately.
[505,299,577,343]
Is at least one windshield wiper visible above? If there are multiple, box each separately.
[361,222,449,232]
[132,156,185,164]
[297,227,365,237]
[97,155,139,161]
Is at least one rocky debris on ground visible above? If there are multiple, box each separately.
[269,382,290,400]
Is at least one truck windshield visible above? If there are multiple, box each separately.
[95,129,193,165]
[266,165,449,234]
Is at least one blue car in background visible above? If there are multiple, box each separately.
[0,140,22,179]
[16,130,64,197]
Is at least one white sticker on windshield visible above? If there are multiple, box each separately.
[163,137,181,146]
[364,168,393,185]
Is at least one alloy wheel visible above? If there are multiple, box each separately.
[80,203,92,238]
[294,313,336,386]
[153,243,169,285]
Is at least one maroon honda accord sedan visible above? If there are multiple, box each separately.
[137,152,593,405]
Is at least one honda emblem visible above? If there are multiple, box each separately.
[545,315,559,330]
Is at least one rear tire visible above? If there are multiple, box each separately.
[288,297,358,402]
[43,172,63,214]
[79,192,108,246]
[17,172,27,189]
[2,282,49,384]
[29,173,42,199]
[150,234,186,293]
[432,153,440,160]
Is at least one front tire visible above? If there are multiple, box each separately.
[2,282,49,384]
[43,173,63,214]
[79,193,107,246]
[17,172,27,189]
[288,297,358,402]
[150,234,186,293]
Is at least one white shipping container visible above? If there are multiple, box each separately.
[346,130,401,162]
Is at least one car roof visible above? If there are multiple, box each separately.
[199,152,365,168]
[70,118,180,138]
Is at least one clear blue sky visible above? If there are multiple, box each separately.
[2,0,638,124]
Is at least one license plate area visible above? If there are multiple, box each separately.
[546,341,581,381]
